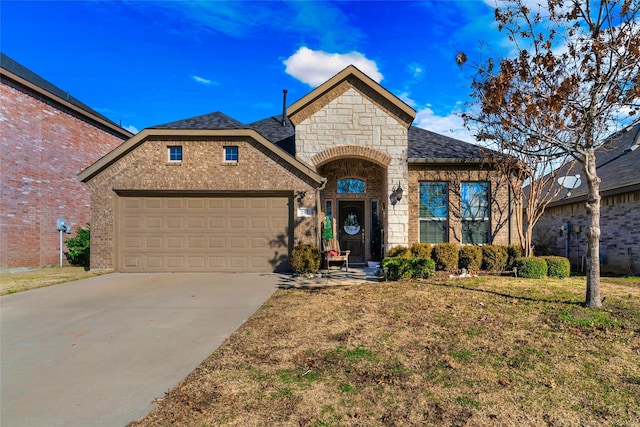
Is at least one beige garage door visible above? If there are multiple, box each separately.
[117,195,290,272]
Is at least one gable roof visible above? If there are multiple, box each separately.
[0,53,132,139]
[151,111,245,130]
[248,116,296,156]
[286,65,416,128]
[78,126,323,185]
[408,126,487,163]
[549,122,640,206]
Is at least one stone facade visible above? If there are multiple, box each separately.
[534,190,640,275]
[293,87,409,248]
[0,66,130,269]
[86,135,318,270]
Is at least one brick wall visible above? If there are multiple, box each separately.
[535,190,640,274]
[0,78,128,269]
[87,136,317,270]
[408,165,517,246]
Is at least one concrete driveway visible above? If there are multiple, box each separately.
[1,272,278,427]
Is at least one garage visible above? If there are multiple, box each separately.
[117,194,291,272]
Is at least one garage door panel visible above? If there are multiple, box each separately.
[119,195,290,272]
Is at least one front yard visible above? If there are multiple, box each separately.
[130,275,640,426]
[0,266,109,295]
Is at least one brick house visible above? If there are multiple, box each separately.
[0,53,133,269]
[534,123,640,275]
[80,66,519,272]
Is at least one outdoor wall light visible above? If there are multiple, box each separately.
[390,183,404,206]
[296,190,307,203]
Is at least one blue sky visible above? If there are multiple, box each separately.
[2,1,501,141]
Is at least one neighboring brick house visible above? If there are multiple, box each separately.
[80,65,519,272]
[1,53,133,269]
[534,123,640,275]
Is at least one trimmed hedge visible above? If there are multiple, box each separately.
[541,256,571,278]
[506,244,523,270]
[458,245,483,271]
[410,242,432,259]
[432,243,459,271]
[482,245,508,271]
[514,257,547,279]
[290,244,321,274]
[381,257,435,281]
[387,246,412,258]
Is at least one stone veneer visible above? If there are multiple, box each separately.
[294,87,409,249]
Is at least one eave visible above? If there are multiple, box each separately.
[78,128,324,185]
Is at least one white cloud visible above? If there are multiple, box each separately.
[191,75,218,86]
[283,47,383,87]
[408,63,424,79]
[397,91,417,108]
[124,124,139,134]
[414,106,478,144]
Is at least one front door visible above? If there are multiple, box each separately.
[339,201,365,263]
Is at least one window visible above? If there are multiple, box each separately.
[461,182,489,244]
[419,182,448,243]
[168,146,182,162]
[224,146,238,162]
[337,178,365,194]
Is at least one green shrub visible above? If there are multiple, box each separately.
[290,244,321,274]
[387,246,411,258]
[432,243,459,271]
[410,242,432,259]
[506,244,523,270]
[514,257,547,279]
[65,224,90,268]
[541,256,571,278]
[481,245,508,271]
[458,246,483,271]
[381,257,435,281]
[381,257,412,281]
[410,257,436,279]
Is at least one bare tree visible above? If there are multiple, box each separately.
[458,0,640,307]
[481,135,574,258]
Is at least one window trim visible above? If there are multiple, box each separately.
[167,145,183,163]
[223,146,239,163]
[418,181,448,244]
[461,181,490,245]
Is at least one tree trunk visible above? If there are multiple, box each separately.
[583,149,602,308]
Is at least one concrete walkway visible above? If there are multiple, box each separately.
[0,273,278,427]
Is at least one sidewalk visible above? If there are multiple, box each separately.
[276,266,382,288]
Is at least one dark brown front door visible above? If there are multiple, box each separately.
[339,200,365,263]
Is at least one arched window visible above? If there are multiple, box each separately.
[337,178,365,194]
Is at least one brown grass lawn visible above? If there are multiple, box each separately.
[0,266,110,295]
[130,275,640,427]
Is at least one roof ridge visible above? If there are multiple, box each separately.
[1,52,122,128]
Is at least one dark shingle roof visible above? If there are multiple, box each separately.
[1,53,121,127]
[408,126,485,160]
[150,111,245,130]
[551,122,640,204]
[247,116,295,156]
[145,110,488,162]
